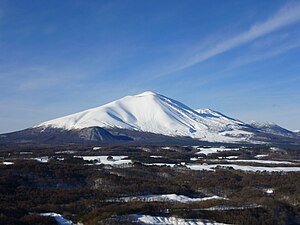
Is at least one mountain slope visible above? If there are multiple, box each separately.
[35,91,254,143]
[249,121,296,138]
[1,91,300,145]
[0,127,132,145]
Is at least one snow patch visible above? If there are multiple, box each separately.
[40,212,81,225]
[264,188,274,194]
[201,205,261,211]
[150,155,163,158]
[131,214,229,225]
[35,157,49,163]
[215,159,294,165]
[225,156,239,159]
[114,194,227,203]
[55,150,76,154]
[187,164,300,172]
[255,154,268,158]
[196,147,239,155]
[190,157,201,161]
[144,163,176,167]
[2,161,14,165]
[75,156,132,166]
[20,151,33,155]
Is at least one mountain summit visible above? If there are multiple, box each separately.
[35,91,253,143]
[2,91,299,145]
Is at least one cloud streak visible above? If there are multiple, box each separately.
[156,3,300,77]
[229,41,300,68]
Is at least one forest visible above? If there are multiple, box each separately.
[1,144,300,224]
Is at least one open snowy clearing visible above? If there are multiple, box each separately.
[150,155,164,158]
[209,159,294,164]
[201,205,262,211]
[196,147,240,155]
[34,157,49,163]
[264,188,274,194]
[55,150,76,154]
[75,155,132,165]
[130,214,230,225]
[40,212,79,225]
[187,164,300,172]
[144,163,176,167]
[222,156,239,159]
[144,162,300,172]
[112,194,227,203]
[191,157,201,161]
[255,154,269,158]
[144,160,300,172]
[2,161,14,165]
[19,151,33,155]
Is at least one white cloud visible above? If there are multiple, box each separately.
[156,2,300,77]
[0,65,85,92]
[225,41,300,72]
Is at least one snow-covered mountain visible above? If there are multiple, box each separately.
[2,91,299,145]
[249,120,296,138]
[35,91,254,143]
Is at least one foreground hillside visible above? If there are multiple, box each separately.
[1,144,300,224]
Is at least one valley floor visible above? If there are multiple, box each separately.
[1,144,300,224]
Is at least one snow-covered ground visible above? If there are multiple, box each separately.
[224,156,239,159]
[264,188,274,194]
[55,150,76,154]
[114,194,227,203]
[143,158,299,172]
[187,164,300,172]
[190,157,201,161]
[210,159,294,164]
[144,163,176,167]
[35,156,49,163]
[19,151,33,155]
[130,214,230,225]
[150,155,164,158]
[2,161,14,165]
[196,147,240,155]
[75,156,132,166]
[201,205,261,211]
[255,154,268,158]
[40,212,79,225]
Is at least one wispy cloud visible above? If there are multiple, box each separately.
[161,39,300,92]
[228,41,300,69]
[155,2,300,77]
[0,65,85,93]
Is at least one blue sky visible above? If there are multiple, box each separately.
[1,0,300,133]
